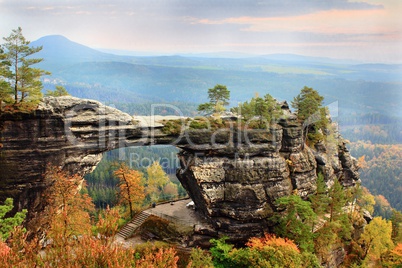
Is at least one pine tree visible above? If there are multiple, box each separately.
[309,173,330,219]
[0,46,13,111]
[197,84,230,114]
[45,85,70,97]
[0,198,27,240]
[391,210,402,244]
[272,194,317,252]
[231,93,283,128]
[2,27,49,109]
[291,86,327,146]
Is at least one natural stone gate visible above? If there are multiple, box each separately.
[0,96,360,242]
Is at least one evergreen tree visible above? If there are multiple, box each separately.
[309,173,330,219]
[291,86,324,122]
[272,194,317,252]
[198,84,230,114]
[231,93,283,128]
[0,46,12,111]
[2,27,49,108]
[45,85,70,97]
[391,210,402,244]
[291,86,327,146]
[0,198,27,240]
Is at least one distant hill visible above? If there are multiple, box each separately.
[30,35,402,118]
[30,35,127,70]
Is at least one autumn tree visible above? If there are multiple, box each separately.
[209,234,320,268]
[187,247,214,268]
[382,243,402,267]
[0,198,27,240]
[95,206,120,237]
[42,167,94,248]
[145,161,173,202]
[114,163,145,218]
[198,84,230,114]
[1,27,49,108]
[360,217,394,263]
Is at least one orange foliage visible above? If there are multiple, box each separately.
[0,240,10,257]
[357,155,368,169]
[114,163,145,218]
[246,233,300,253]
[136,246,179,268]
[392,243,402,257]
[43,167,94,246]
[375,195,391,208]
[0,227,39,268]
[96,205,120,237]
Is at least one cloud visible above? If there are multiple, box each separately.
[197,9,387,34]
[1,0,383,19]
[0,0,399,63]
[166,0,383,19]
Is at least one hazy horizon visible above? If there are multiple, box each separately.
[1,0,402,64]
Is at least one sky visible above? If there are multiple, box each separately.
[1,0,402,63]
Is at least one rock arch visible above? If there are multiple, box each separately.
[0,96,360,242]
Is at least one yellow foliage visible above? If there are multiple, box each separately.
[146,161,170,202]
[360,217,394,261]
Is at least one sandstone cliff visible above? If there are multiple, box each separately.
[0,96,140,218]
[0,96,360,243]
[176,102,360,242]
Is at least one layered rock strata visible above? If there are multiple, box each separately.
[0,96,360,243]
[177,104,359,241]
[0,97,142,217]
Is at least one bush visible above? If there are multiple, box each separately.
[162,120,184,135]
[187,247,214,268]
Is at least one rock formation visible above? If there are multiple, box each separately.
[176,102,360,242]
[0,96,360,243]
[0,97,142,218]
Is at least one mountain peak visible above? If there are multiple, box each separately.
[30,35,112,68]
[35,34,71,41]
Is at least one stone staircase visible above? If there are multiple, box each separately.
[117,211,150,239]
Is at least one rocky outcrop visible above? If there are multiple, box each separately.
[0,97,142,218]
[176,102,360,242]
[0,96,360,244]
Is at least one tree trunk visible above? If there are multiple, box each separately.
[123,173,134,218]
[14,53,18,104]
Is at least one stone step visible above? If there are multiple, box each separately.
[117,211,150,239]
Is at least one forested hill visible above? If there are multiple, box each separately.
[32,35,402,118]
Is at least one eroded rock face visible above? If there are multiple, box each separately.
[177,102,360,242]
[0,97,360,244]
[0,96,141,217]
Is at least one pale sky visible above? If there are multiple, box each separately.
[1,0,401,63]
